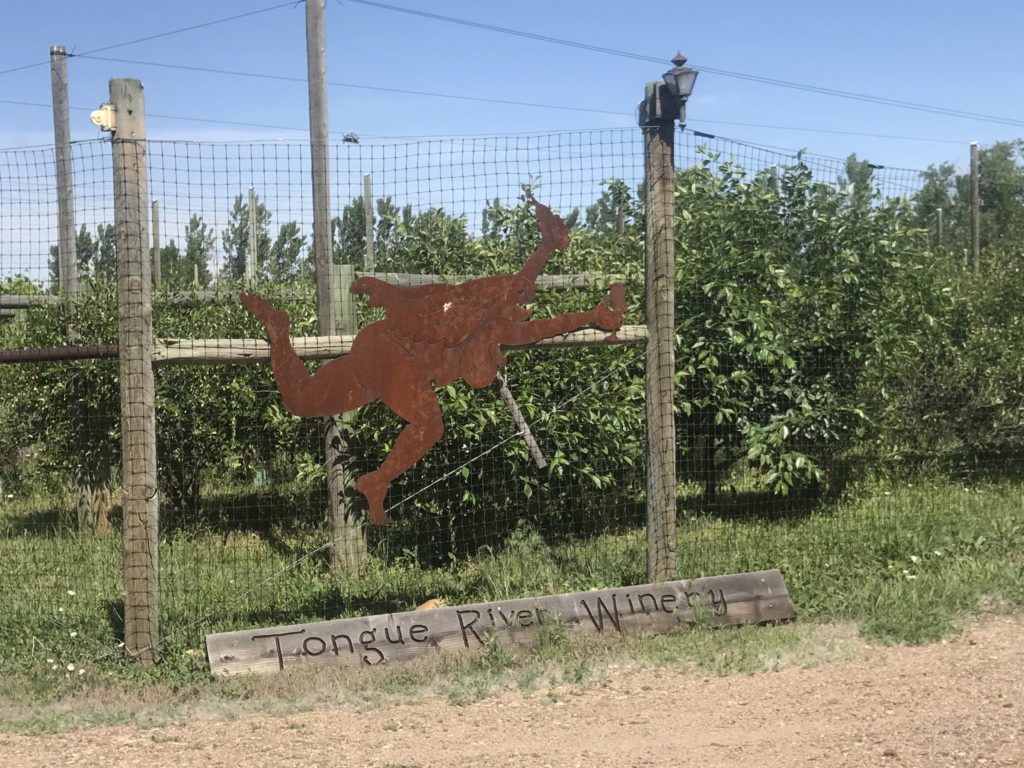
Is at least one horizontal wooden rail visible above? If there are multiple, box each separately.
[0,344,119,363]
[0,272,626,312]
[0,325,647,365]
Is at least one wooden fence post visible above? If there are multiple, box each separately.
[363,174,375,271]
[110,77,159,664]
[50,46,78,299]
[970,141,980,274]
[641,81,679,583]
[304,0,359,569]
[248,187,258,283]
[52,44,113,535]
[329,262,367,570]
[151,199,161,288]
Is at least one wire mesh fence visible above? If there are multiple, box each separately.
[5,125,1022,671]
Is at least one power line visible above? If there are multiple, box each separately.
[75,1,299,58]
[74,54,631,117]
[0,1,297,78]
[0,95,967,148]
[344,0,1024,129]
[690,118,966,146]
[0,97,346,138]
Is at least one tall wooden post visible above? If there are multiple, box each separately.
[247,188,258,283]
[936,207,943,250]
[329,262,368,569]
[151,199,161,288]
[363,174,375,271]
[640,80,679,582]
[52,44,111,535]
[970,141,980,274]
[50,45,78,298]
[305,0,360,569]
[110,78,159,664]
[307,0,334,332]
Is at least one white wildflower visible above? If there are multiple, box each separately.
[66,663,75,671]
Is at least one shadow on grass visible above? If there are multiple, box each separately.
[0,502,124,537]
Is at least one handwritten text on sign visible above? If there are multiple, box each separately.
[205,569,794,676]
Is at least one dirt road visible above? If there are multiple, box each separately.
[2,615,1021,768]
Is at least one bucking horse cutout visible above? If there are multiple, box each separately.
[241,196,626,525]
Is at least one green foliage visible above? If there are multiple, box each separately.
[159,214,215,288]
[7,143,1024,551]
[673,151,931,500]
[914,139,1024,256]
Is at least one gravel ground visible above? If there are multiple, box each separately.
[1,614,1021,768]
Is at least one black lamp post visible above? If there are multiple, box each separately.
[638,52,698,128]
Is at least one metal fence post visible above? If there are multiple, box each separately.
[110,77,159,664]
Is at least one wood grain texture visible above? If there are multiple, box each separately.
[643,108,678,582]
[152,325,648,365]
[111,77,159,665]
[206,569,795,676]
[0,273,621,310]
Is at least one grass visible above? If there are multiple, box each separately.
[0,474,1021,733]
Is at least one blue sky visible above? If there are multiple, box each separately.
[1,0,1022,173]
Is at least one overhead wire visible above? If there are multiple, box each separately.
[0,97,347,137]
[343,0,1024,129]
[2,0,1018,131]
[0,1,298,78]
[72,54,631,117]
[0,96,966,150]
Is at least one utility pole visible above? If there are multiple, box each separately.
[306,0,366,569]
[52,44,111,536]
[50,45,78,298]
[970,141,980,274]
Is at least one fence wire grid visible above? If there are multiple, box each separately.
[3,127,1018,669]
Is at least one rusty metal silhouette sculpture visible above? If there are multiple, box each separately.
[241,197,625,526]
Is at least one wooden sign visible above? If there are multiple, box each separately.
[205,569,795,676]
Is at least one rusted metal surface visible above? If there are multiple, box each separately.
[242,197,626,525]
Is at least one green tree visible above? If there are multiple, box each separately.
[585,179,637,235]
[48,224,117,287]
[221,193,271,281]
[674,152,930,502]
[912,139,1024,259]
[159,214,215,288]
[267,221,308,282]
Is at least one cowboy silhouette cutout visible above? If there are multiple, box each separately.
[241,197,625,525]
